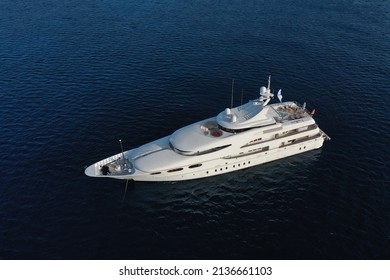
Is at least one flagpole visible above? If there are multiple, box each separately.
[267,75,271,90]
[119,139,125,167]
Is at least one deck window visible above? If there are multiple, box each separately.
[189,164,202,168]
[218,125,252,133]
[170,141,231,156]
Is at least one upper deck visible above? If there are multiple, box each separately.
[216,100,276,130]
[169,100,314,154]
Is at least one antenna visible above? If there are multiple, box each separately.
[230,79,234,108]
[241,88,244,106]
[267,75,271,90]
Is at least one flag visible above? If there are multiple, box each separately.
[310,109,316,115]
[277,89,282,102]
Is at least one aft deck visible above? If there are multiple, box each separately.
[270,102,310,122]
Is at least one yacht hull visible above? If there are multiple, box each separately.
[85,79,330,182]
[85,133,325,182]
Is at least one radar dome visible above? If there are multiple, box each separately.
[225,108,231,115]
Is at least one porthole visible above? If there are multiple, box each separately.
[225,167,228,170]
[167,168,183,173]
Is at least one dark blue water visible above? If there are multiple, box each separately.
[1,0,389,259]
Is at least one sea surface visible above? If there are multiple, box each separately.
[0,0,389,259]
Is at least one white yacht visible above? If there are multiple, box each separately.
[85,77,330,181]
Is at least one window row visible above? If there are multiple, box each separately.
[151,163,203,175]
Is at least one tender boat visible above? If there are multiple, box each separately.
[85,77,330,181]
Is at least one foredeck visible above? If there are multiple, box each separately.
[85,153,134,177]
[102,158,133,176]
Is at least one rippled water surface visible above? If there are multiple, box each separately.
[1,0,389,259]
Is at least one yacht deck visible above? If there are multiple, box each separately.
[270,102,310,123]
